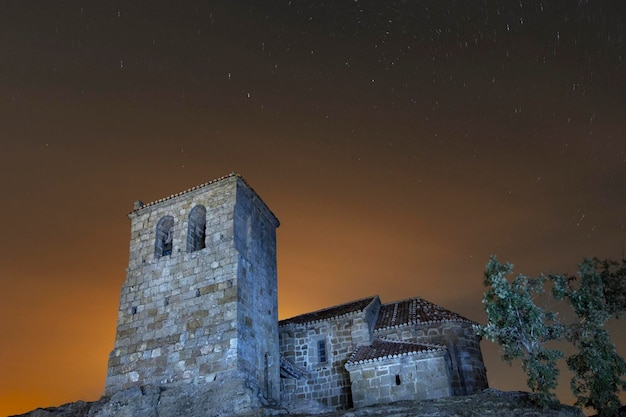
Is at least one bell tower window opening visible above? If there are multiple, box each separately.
[187,205,207,252]
[155,215,175,258]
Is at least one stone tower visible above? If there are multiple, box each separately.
[105,173,280,404]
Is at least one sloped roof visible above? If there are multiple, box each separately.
[280,355,307,379]
[132,172,238,212]
[130,172,279,225]
[346,339,444,365]
[374,297,471,331]
[279,296,377,326]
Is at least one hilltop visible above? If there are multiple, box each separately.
[14,388,583,417]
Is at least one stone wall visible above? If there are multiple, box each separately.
[279,300,380,410]
[345,351,451,408]
[373,321,488,395]
[105,175,280,403]
[279,320,352,409]
[233,183,280,401]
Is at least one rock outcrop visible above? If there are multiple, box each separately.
[13,389,584,417]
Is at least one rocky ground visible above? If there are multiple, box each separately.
[14,388,585,417]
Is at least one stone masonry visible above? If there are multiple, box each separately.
[102,173,487,414]
[345,339,451,408]
[373,301,488,396]
[279,297,381,409]
[279,296,488,410]
[105,173,280,405]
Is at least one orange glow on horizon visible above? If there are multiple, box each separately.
[2,2,625,415]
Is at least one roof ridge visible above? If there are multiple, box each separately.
[380,295,423,306]
[374,295,473,331]
[279,295,378,326]
[132,172,239,212]
[128,172,279,225]
[345,338,446,366]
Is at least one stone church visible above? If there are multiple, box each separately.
[105,173,488,412]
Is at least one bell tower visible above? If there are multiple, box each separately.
[105,173,280,403]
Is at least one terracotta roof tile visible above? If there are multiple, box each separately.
[132,172,239,212]
[279,296,377,326]
[374,297,471,331]
[280,355,307,379]
[130,172,279,225]
[346,339,444,365]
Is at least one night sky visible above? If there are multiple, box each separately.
[1,1,624,415]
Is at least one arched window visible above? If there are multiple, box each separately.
[187,205,206,252]
[155,215,175,258]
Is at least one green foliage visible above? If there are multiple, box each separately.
[551,258,626,417]
[476,256,564,407]
[566,329,626,417]
[479,256,626,415]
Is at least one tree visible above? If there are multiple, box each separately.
[476,256,564,407]
[552,258,626,417]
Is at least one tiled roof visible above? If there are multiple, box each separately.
[132,172,239,212]
[279,296,377,326]
[346,339,444,365]
[280,355,307,379]
[131,172,279,225]
[374,297,471,331]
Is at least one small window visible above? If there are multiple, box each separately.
[317,339,327,364]
[395,374,401,385]
[187,205,207,252]
[155,215,175,258]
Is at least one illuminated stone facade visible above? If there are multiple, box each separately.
[105,173,487,412]
[279,296,488,410]
[105,173,280,405]
[279,297,381,409]
[345,339,451,408]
